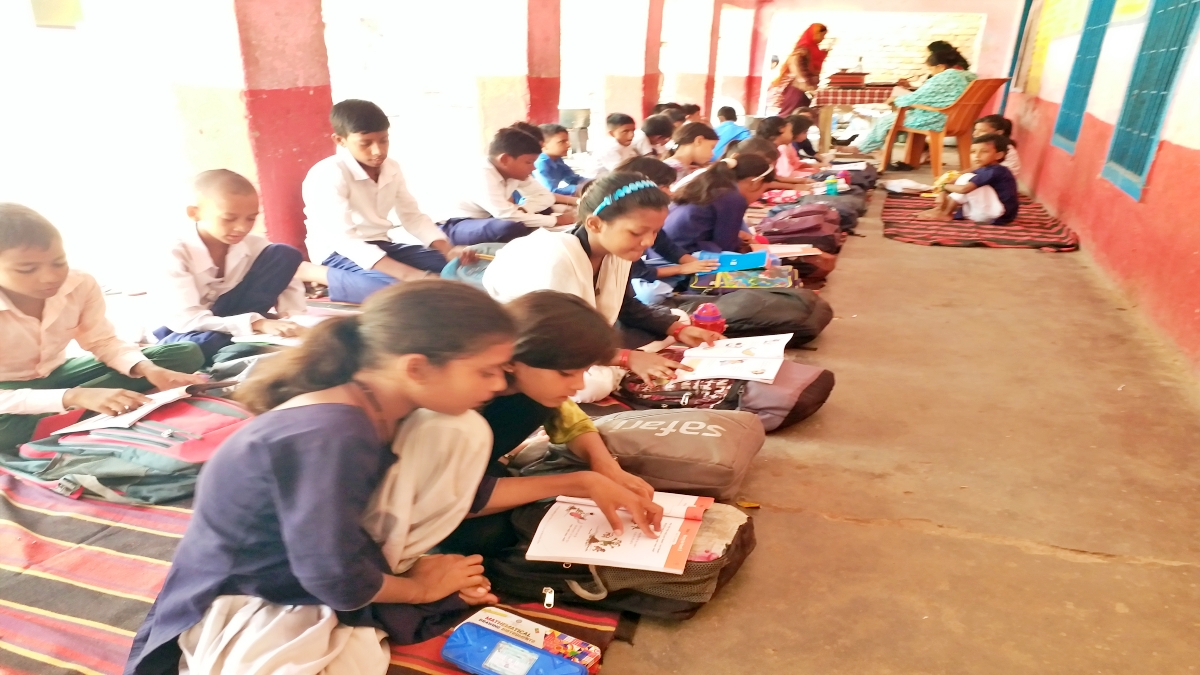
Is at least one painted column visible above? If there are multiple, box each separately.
[660,0,717,109]
[528,0,562,124]
[476,0,562,141]
[234,0,333,251]
[714,3,757,115]
[746,0,773,115]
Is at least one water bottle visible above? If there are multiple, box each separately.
[825,176,839,195]
[690,303,726,334]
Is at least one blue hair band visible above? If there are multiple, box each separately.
[592,180,659,217]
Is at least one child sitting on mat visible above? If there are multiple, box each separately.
[918,134,1019,225]
[663,122,719,186]
[594,113,640,174]
[0,205,205,452]
[974,114,1021,175]
[534,124,585,196]
[153,170,306,365]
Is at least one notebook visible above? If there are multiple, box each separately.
[525,493,715,574]
[673,333,792,384]
[52,382,236,435]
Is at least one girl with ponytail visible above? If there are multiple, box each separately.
[128,280,518,675]
[483,172,724,397]
[663,153,775,254]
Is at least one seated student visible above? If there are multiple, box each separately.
[153,170,306,365]
[296,99,459,305]
[482,172,724,397]
[974,114,1021,175]
[125,281,518,675]
[755,117,812,188]
[508,119,578,206]
[787,114,821,161]
[679,103,704,123]
[535,123,585,196]
[594,113,640,175]
[0,205,205,453]
[436,291,664,557]
[616,157,719,305]
[650,102,681,116]
[664,107,688,130]
[712,106,752,161]
[918,134,1019,225]
[631,114,676,157]
[663,154,775,255]
[441,127,576,246]
[663,122,720,186]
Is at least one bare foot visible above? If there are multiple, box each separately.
[916,208,952,221]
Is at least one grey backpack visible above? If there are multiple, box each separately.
[509,409,765,500]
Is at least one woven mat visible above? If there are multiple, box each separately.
[881,192,1079,252]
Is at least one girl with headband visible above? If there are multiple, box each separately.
[483,172,725,401]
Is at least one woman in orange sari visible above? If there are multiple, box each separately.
[768,23,830,116]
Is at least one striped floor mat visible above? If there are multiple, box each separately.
[882,192,1079,252]
[0,475,620,675]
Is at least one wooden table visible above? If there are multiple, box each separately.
[810,87,893,152]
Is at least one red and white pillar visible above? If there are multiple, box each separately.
[745,0,773,115]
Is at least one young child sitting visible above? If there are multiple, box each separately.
[0,205,205,452]
[534,124,584,196]
[918,134,1019,224]
[508,122,579,208]
[663,122,719,185]
[711,106,752,161]
[296,99,459,305]
[631,114,675,157]
[787,114,822,161]
[974,114,1021,175]
[595,113,640,174]
[663,154,775,255]
[663,108,687,129]
[441,127,576,246]
[755,117,811,187]
[679,103,704,123]
[153,170,306,365]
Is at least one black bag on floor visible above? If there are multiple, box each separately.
[487,502,756,620]
[757,203,845,253]
[798,192,866,230]
[813,163,879,191]
[675,288,833,347]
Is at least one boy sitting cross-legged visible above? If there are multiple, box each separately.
[0,205,205,452]
[295,99,464,305]
[152,170,307,365]
[918,134,1019,225]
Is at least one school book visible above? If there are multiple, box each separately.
[751,243,822,258]
[525,492,715,574]
[673,333,792,384]
[52,382,236,435]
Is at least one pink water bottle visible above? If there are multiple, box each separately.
[691,303,726,334]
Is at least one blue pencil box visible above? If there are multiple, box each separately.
[714,250,769,273]
[442,622,589,675]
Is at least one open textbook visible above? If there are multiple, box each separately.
[525,493,715,574]
[673,333,792,384]
[53,382,235,435]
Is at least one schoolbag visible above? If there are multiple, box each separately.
[756,204,846,252]
[797,192,867,230]
[440,242,506,289]
[812,163,879,191]
[673,288,833,347]
[510,409,766,500]
[614,351,745,411]
[487,501,756,620]
[5,396,252,504]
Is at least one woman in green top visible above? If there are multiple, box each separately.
[855,49,976,155]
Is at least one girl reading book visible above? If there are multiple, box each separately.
[482,172,725,399]
[126,281,517,675]
[437,290,665,556]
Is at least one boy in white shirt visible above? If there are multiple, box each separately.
[0,205,205,451]
[630,114,675,157]
[153,170,307,364]
[295,99,461,304]
[439,127,576,246]
[593,113,639,175]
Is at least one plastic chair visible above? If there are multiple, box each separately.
[882,78,1010,176]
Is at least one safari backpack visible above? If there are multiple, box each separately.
[756,203,846,252]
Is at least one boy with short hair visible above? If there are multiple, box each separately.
[632,114,675,157]
[664,108,687,128]
[711,106,751,160]
[0,204,205,451]
[918,134,1019,225]
[535,124,585,196]
[296,99,458,305]
[440,127,576,246]
[153,170,307,364]
[594,113,639,174]
[974,114,1021,175]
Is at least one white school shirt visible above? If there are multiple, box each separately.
[302,146,448,270]
[1002,145,1022,176]
[0,270,148,414]
[593,138,639,175]
[444,161,558,228]
[160,224,307,337]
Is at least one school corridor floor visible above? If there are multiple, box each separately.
[604,177,1200,674]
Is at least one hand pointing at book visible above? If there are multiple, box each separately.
[584,473,663,537]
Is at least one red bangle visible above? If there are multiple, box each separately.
[618,349,631,369]
[669,323,687,339]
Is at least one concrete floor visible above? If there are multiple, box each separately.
[604,174,1200,674]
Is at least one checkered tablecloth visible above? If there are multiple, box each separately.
[810,88,892,107]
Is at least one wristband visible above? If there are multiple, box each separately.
[669,323,687,339]
[618,349,631,369]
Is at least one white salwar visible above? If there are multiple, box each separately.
[948,173,1005,224]
[177,410,494,674]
